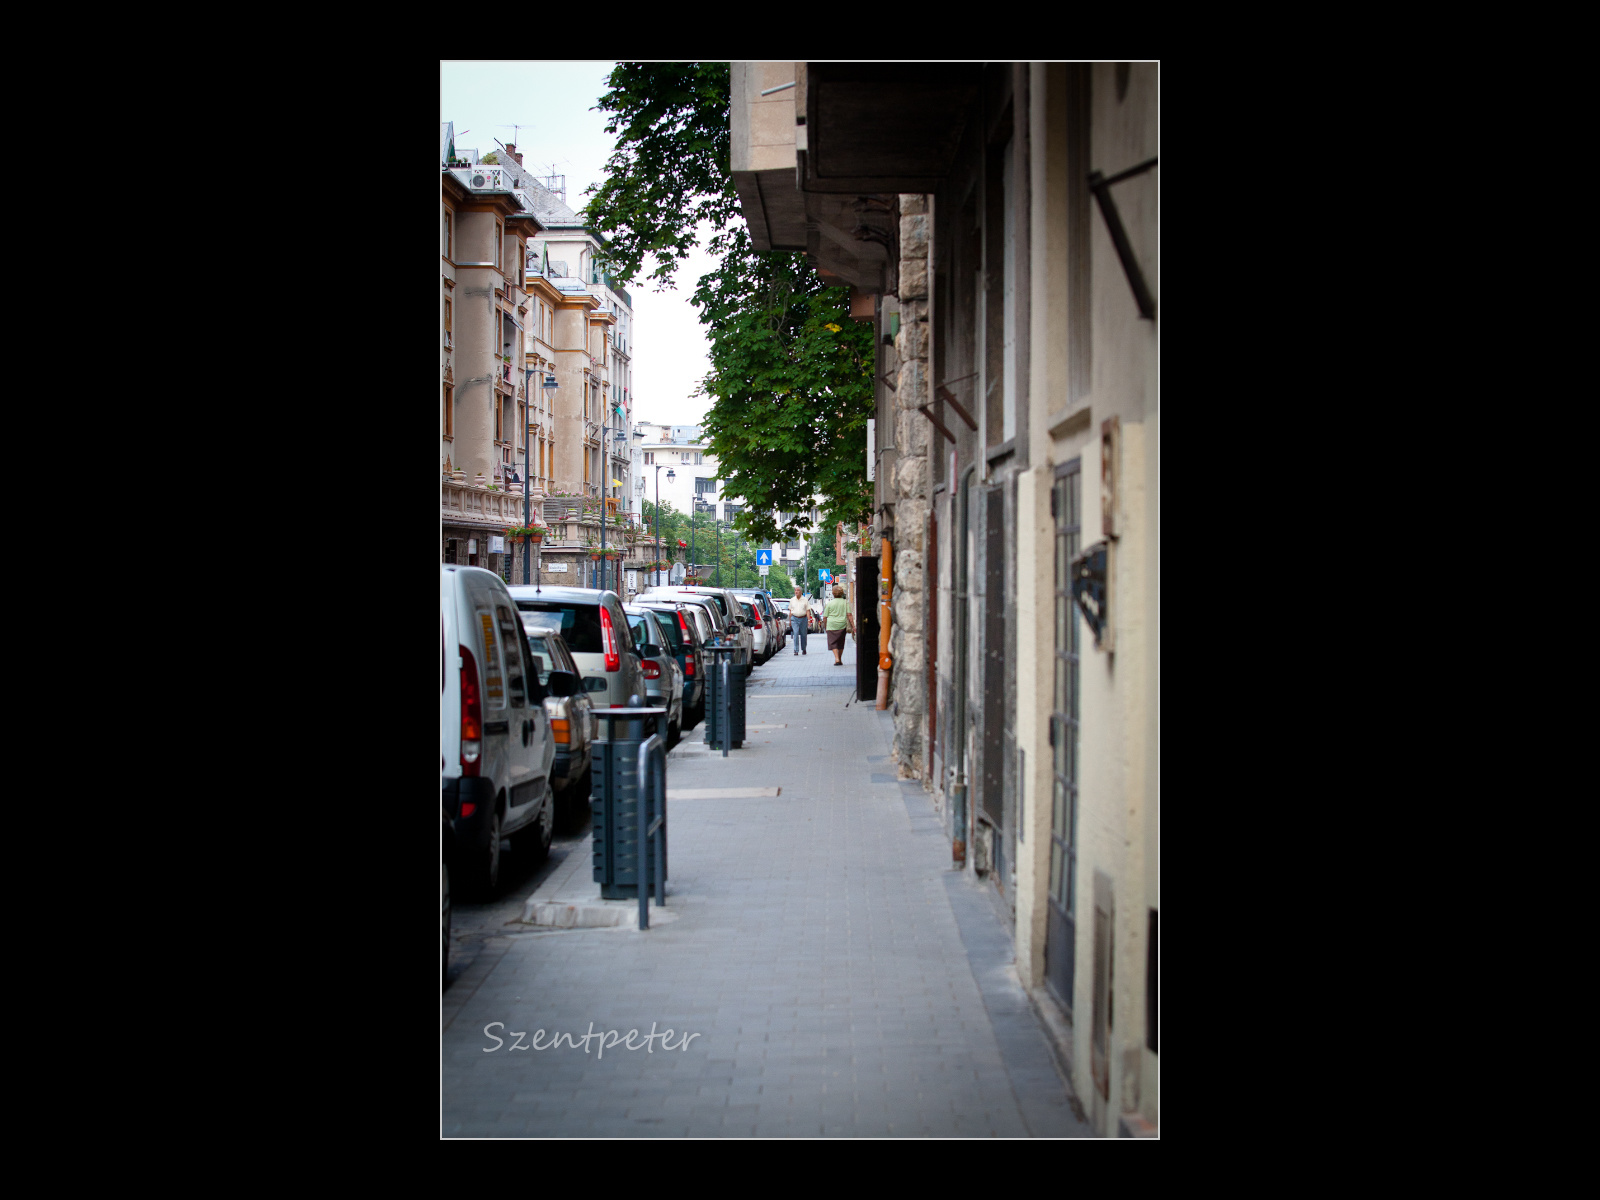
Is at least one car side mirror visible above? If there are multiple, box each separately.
[546,670,581,698]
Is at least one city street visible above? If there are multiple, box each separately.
[443,629,1095,1138]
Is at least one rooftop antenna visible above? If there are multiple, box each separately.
[539,162,567,202]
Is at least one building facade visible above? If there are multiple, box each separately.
[441,123,545,576]
[730,62,1159,1137]
[442,128,642,586]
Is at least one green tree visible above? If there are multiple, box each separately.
[584,63,875,548]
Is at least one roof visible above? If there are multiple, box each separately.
[492,153,584,226]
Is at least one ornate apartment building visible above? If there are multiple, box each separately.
[441,125,639,581]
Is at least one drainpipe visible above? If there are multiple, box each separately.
[950,462,978,865]
[876,535,892,710]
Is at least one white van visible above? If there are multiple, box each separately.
[442,566,582,896]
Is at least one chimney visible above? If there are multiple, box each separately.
[506,143,524,166]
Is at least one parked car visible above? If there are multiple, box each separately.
[732,588,784,657]
[656,591,741,677]
[520,620,595,816]
[635,600,707,729]
[443,803,454,988]
[737,598,770,662]
[507,586,648,720]
[638,585,754,666]
[624,607,684,746]
[442,566,579,897]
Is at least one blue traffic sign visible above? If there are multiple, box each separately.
[756,549,772,566]
[819,568,832,582]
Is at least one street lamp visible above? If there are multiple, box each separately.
[654,465,675,587]
[522,369,560,584]
[598,400,625,593]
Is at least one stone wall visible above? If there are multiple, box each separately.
[889,194,933,778]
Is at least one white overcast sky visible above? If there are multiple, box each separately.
[441,60,718,430]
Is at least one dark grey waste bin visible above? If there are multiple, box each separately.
[591,707,668,900]
[702,645,744,752]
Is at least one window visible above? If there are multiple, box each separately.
[1045,459,1082,1014]
[695,477,715,495]
[644,451,654,465]
[444,208,453,259]
[495,399,503,443]
[680,452,690,463]
[443,384,453,438]
[444,298,452,349]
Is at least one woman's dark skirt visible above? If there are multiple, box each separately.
[827,628,847,652]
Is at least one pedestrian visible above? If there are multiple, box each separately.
[788,584,810,655]
[824,583,853,666]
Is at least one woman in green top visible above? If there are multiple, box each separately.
[823,584,854,666]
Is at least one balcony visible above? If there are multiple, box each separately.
[441,475,526,530]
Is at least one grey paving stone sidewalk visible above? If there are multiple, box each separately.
[442,636,1095,1138]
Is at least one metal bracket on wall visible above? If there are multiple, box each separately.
[1086,157,1158,320]
[936,385,978,431]
[917,404,957,444]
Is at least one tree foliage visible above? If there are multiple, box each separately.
[584,63,738,292]
[584,63,875,547]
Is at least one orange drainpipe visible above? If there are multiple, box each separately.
[876,535,893,710]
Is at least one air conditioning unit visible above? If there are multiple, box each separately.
[468,168,504,190]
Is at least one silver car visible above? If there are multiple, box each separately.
[520,622,595,814]
[508,586,648,722]
[624,607,684,747]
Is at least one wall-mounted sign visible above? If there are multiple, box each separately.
[546,562,569,573]
[488,535,505,554]
[468,539,478,555]
[1071,541,1110,650]
[867,418,876,482]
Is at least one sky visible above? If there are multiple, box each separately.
[441,60,718,430]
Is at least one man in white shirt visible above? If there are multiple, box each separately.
[788,585,809,656]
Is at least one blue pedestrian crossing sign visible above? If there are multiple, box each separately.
[756,549,772,567]
[819,568,832,582]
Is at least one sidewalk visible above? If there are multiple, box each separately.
[441,634,1095,1137]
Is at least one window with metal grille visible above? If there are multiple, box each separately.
[1045,459,1081,1015]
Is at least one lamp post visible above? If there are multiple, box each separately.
[653,465,675,587]
[521,369,560,584]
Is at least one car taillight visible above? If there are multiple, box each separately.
[642,661,660,679]
[551,718,570,744]
[600,606,620,671]
[459,644,482,778]
[752,610,763,628]
[684,655,695,677]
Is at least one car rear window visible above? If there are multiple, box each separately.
[642,609,685,654]
[627,614,654,650]
[515,602,602,654]
[527,637,554,676]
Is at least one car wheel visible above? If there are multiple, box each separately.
[465,803,503,898]
[532,796,554,863]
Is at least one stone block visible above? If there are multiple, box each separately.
[898,254,928,302]
[900,213,929,255]
[899,193,929,216]
[895,453,928,501]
